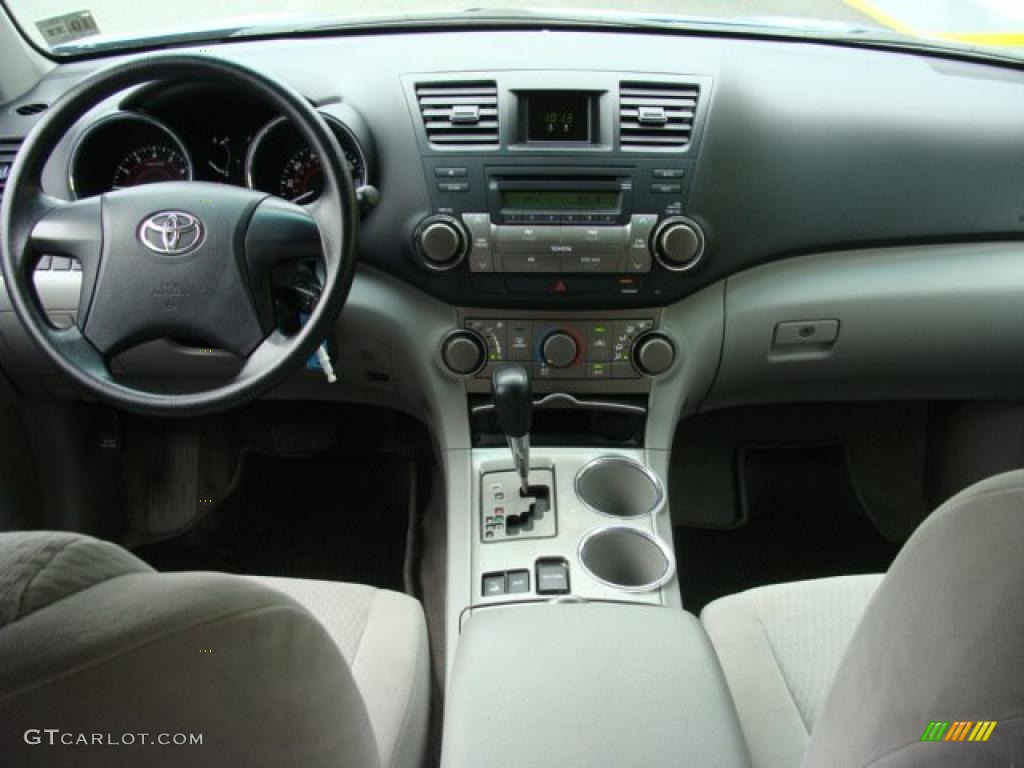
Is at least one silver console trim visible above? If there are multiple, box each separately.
[577,524,677,593]
[574,454,666,519]
[471,392,647,416]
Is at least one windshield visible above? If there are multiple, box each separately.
[4,0,1024,60]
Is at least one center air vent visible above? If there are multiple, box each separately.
[416,82,499,146]
[619,82,699,149]
[0,139,22,202]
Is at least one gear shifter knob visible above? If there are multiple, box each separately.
[491,365,532,494]
[492,364,532,437]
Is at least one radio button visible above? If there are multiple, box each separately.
[652,168,686,179]
[560,252,621,273]
[565,226,628,254]
[435,167,468,177]
[503,253,558,272]
[497,225,561,254]
[469,248,495,273]
[437,181,470,192]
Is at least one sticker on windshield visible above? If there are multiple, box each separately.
[35,10,100,46]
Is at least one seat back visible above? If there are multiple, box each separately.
[804,471,1024,767]
[0,531,379,767]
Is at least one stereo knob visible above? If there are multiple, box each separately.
[541,332,578,369]
[415,215,468,270]
[441,330,487,375]
[653,217,705,272]
[633,332,676,376]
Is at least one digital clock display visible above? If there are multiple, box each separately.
[526,91,591,143]
[502,190,619,210]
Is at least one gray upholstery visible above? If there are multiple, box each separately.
[701,575,883,768]
[703,469,1024,768]
[247,576,430,768]
[0,532,428,768]
[804,470,1024,767]
[442,603,752,768]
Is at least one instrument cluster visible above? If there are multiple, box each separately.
[69,98,371,206]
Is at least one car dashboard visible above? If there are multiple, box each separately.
[1,28,1023,406]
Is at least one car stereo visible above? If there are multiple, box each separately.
[413,164,705,299]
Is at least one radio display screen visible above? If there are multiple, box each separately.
[526,91,591,142]
[502,190,619,211]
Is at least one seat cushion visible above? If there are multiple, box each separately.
[246,576,429,768]
[701,574,883,768]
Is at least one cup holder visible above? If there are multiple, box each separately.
[575,456,664,518]
[578,526,675,592]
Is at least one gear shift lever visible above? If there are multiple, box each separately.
[492,364,532,495]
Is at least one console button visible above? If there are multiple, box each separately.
[586,362,611,379]
[508,321,533,361]
[507,570,531,594]
[652,168,686,179]
[437,181,469,192]
[502,253,558,273]
[586,323,613,362]
[559,252,621,273]
[483,573,507,597]
[536,559,570,595]
[497,225,561,254]
[564,226,627,254]
[650,182,682,194]
[435,167,468,177]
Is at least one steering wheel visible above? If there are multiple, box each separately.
[0,54,358,416]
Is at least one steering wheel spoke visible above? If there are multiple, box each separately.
[29,196,103,272]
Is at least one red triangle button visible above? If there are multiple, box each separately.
[553,279,567,294]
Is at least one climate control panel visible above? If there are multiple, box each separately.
[442,316,675,382]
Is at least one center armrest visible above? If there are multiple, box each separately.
[441,602,751,768]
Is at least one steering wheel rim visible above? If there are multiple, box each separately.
[0,53,358,416]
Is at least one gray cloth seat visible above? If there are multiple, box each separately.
[0,531,429,768]
[702,470,1024,768]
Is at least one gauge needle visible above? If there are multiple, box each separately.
[290,190,316,204]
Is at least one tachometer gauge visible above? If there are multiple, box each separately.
[279,147,323,204]
[112,144,190,189]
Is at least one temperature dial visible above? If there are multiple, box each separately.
[541,332,579,368]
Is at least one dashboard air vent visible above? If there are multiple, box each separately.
[15,102,49,116]
[0,139,22,202]
[416,81,499,146]
[619,82,699,149]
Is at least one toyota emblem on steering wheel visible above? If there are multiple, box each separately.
[138,210,204,255]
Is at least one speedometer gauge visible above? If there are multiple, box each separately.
[279,147,323,204]
[112,144,190,189]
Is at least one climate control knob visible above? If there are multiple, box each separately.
[441,330,487,375]
[541,332,579,369]
[415,215,468,270]
[653,217,705,272]
[633,332,676,376]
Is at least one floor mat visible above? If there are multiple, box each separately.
[134,452,413,592]
[675,444,901,614]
